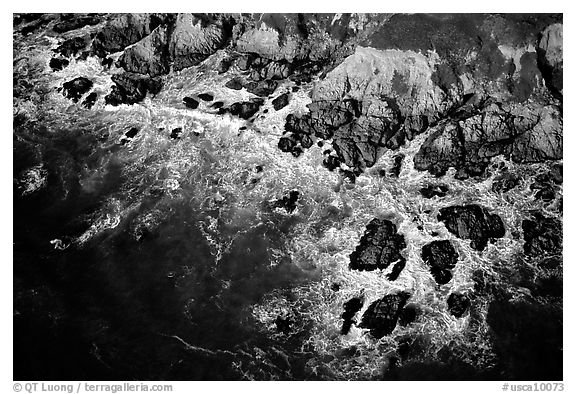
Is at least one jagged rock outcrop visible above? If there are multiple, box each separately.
[49,57,69,71]
[414,102,562,178]
[437,204,505,251]
[359,292,411,338]
[272,92,290,111]
[118,25,171,77]
[62,77,93,102]
[92,13,171,57]
[52,14,100,33]
[104,72,162,106]
[349,218,406,277]
[421,240,458,284]
[55,36,92,58]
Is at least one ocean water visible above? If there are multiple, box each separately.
[13,22,562,380]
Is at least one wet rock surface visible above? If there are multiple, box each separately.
[359,292,411,338]
[421,240,459,284]
[349,218,406,272]
[447,293,470,318]
[438,205,505,251]
[104,73,162,106]
[340,296,364,335]
[62,77,93,102]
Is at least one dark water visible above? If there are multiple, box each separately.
[13,121,313,380]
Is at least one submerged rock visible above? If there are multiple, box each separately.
[487,297,562,380]
[62,77,93,102]
[420,184,449,198]
[522,213,562,257]
[398,303,420,327]
[359,292,411,338]
[349,218,406,272]
[272,190,300,213]
[437,204,505,250]
[421,240,459,284]
[492,173,520,193]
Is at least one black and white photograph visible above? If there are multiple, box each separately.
[11,11,564,382]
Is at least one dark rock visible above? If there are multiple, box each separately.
[492,173,520,193]
[273,190,299,213]
[211,101,224,109]
[387,258,406,281]
[292,86,300,92]
[340,296,364,335]
[275,315,292,335]
[170,128,182,139]
[390,154,405,177]
[55,36,90,58]
[52,15,100,33]
[420,184,449,198]
[183,97,199,109]
[104,73,162,106]
[272,93,290,111]
[522,213,562,257]
[349,218,406,271]
[225,77,243,90]
[330,283,340,292]
[227,98,264,120]
[422,240,459,284]
[447,293,470,318]
[120,127,139,144]
[438,204,505,250]
[62,77,93,102]
[244,80,279,97]
[359,292,411,338]
[217,58,233,74]
[82,92,97,109]
[398,303,420,326]
[198,93,214,101]
[549,163,563,184]
[49,57,69,71]
[102,57,114,69]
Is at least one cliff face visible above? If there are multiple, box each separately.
[16,13,560,180]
